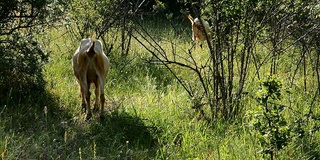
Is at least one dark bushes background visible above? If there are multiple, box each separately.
[0,0,68,102]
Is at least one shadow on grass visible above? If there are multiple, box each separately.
[1,91,159,159]
[52,101,160,159]
[0,89,75,158]
[0,89,72,134]
[85,109,159,159]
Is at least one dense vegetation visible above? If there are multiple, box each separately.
[1,0,320,159]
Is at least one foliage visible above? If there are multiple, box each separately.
[0,0,68,102]
[65,0,131,38]
[65,0,137,57]
[0,33,48,99]
[247,76,291,159]
[247,75,320,159]
[1,0,320,159]
[132,0,267,121]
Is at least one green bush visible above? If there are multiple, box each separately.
[0,33,48,101]
[0,0,68,102]
[247,76,291,159]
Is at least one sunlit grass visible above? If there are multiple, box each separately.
[1,18,320,159]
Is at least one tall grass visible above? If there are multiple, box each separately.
[0,18,319,159]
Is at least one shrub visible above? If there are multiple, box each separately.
[0,33,48,101]
[0,0,67,102]
[247,76,291,160]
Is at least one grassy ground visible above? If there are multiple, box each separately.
[1,19,320,159]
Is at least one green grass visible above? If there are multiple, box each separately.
[1,19,320,159]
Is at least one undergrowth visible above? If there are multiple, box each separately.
[1,19,320,159]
